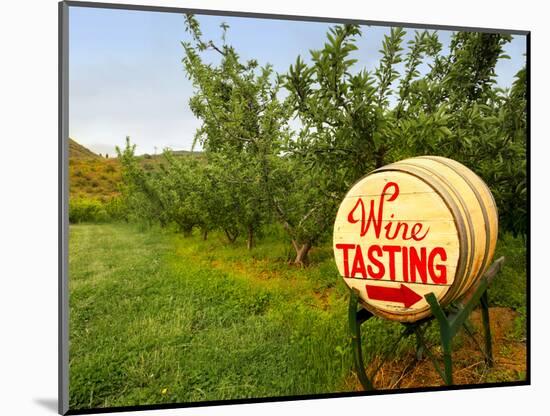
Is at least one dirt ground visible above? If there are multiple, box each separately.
[346,307,527,391]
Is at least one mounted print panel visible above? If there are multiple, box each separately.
[59,1,529,414]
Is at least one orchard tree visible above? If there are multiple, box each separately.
[285,26,410,190]
[393,31,525,234]
[279,26,440,262]
[159,151,207,236]
[117,138,207,236]
[475,67,527,236]
[269,149,340,264]
[286,26,525,236]
[116,137,170,227]
[181,14,289,250]
[182,15,351,263]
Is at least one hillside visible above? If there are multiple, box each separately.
[69,156,122,201]
[69,138,101,159]
[69,139,203,201]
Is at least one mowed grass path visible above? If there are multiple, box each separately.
[69,224,354,409]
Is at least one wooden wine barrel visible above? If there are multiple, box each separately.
[333,156,498,322]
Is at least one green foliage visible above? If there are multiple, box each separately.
[69,196,127,224]
[488,232,527,340]
[390,32,526,235]
[487,236,526,310]
[285,24,382,186]
[202,152,269,243]
[284,28,526,236]
[116,137,171,228]
[269,150,339,258]
[69,198,110,223]
[115,20,526,261]
[181,15,291,249]
[104,196,127,221]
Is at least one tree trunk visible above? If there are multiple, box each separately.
[202,229,208,241]
[375,147,386,168]
[181,225,193,237]
[224,228,238,243]
[247,225,254,250]
[293,241,312,266]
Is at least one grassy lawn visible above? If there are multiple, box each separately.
[69,223,355,409]
[69,223,527,409]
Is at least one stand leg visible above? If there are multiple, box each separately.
[425,293,453,385]
[441,334,453,385]
[414,328,424,361]
[348,290,374,390]
[480,291,494,367]
[347,257,503,390]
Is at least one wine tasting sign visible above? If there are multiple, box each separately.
[333,156,498,322]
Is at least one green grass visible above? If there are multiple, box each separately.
[69,223,527,409]
[69,224,355,409]
[488,233,528,340]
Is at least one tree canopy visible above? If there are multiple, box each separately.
[116,17,527,266]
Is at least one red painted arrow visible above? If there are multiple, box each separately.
[365,283,423,308]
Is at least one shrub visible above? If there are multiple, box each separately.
[69,198,110,223]
[105,197,127,221]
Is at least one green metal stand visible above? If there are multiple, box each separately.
[349,257,504,390]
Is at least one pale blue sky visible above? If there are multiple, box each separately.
[69,6,527,156]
